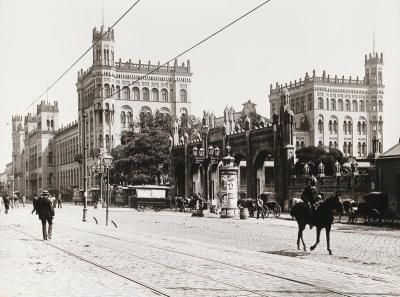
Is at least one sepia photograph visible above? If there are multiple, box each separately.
[0,0,399,296]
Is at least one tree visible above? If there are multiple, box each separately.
[294,146,347,176]
[112,128,170,185]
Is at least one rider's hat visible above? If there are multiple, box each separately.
[309,176,317,186]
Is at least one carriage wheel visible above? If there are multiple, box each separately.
[273,205,281,218]
[263,205,270,218]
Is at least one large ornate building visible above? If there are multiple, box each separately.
[269,51,384,159]
[77,25,192,156]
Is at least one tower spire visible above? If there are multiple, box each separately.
[373,26,375,54]
[101,0,104,27]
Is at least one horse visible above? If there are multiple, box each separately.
[290,193,343,255]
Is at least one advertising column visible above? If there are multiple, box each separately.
[219,152,238,218]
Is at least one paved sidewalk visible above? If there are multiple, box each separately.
[0,205,399,297]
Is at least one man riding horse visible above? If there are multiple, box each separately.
[301,176,322,228]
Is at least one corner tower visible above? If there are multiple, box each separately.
[365,52,384,157]
[92,26,115,67]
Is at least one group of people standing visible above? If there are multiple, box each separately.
[0,194,27,214]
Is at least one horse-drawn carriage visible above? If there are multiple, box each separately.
[259,192,281,218]
[349,192,396,224]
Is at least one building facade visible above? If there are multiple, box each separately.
[269,52,384,159]
[77,25,192,159]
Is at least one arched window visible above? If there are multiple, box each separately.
[352,100,358,112]
[330,99,336,111]
[121,111,126,127]
[99,134,103,148]
[161,89,168,101]
[378,100,383,112]
[362,142,366,156]
[318,141,323,148]
[116,86,121,99]
[348,142,352,154]
[333,120,338,134]
[318,119,324,133]
[180,89,187,102]
[307,98,312,110]
[345,100,351,111]
[152,88,159,101]
[329,120,333,133]
[372,100,377,111]
[142,88,150,101]
[357,142,361,156]
[359,100,365,111]
[122,87,130,100]
[300,101,305,112]
[348,121,352,134]
[338,99,343,111]
[127,111,133,125]
[362,122,366,134]
[104,84,110,98]
[357,122,361,134]
[343,142,347,155]
[133,87,140,100]
[105,135,110,150]
[343,121,347,134]
[318,97,324,109]
[326,98,329,110]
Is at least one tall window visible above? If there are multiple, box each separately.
[152,88,159,101]
[318,119,323,133]
[318,97,324,109]
[360,100,365,111]
[378,101,383,112]
[338,99,343,111]
[300,101,305,112]
[330,99,336,111]
[329,120,333,133]
[142,88,149,101]
[121,111,126,127]
[343,142,347,155]
[122,87,130,100]
[307,98,312,110]
[180,89,187,102]
[161,89,168,101]
[133,87,140,100]
[358,142,361,156]
[343,121,347,134]
[116,86,121,99]
[345,100,351,111]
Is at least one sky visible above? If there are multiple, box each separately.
[0,0,399,171]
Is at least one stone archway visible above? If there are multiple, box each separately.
[253,149,274,197]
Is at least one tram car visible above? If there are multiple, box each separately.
[128,185,171,211]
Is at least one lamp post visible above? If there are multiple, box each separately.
[192,144,221,209]
[102,152,113,226]
[82,111,88,222]
[91,156,105,209]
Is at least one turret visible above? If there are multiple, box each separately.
[92,26,115,67]
[365,52,383,86]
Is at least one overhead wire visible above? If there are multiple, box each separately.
[92,0,273,106]
[25,0,142,111]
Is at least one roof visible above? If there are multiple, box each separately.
[380,141,400,159]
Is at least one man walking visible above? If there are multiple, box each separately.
[4,195,10,214]
[57,193,62,208]
[36,190,55,240]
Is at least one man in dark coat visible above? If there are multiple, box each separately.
[3,196,10,214]
[36,191,55,240]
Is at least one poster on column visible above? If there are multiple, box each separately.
[219,169,238,209]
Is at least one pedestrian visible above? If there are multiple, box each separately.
[32,194,39,215]
[21,195,26,207]
[13,193,19,208]
[49,194,56,208]
[57,194,62,208]
[35,190,55,240]
[4,195,10,214]
[256,195,265,219]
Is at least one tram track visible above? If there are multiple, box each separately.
[8,221,362,297]
[61,223,358,297]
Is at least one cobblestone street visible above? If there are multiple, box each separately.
[1,205,399,297]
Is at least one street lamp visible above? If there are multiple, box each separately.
[91,157,105,209]
[102,152,113,226]
[191,144,221,209]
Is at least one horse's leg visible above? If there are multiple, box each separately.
[300,224,307,251]
[310,227,321,251]
[326,224,332,255]
[296,223,301,250]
